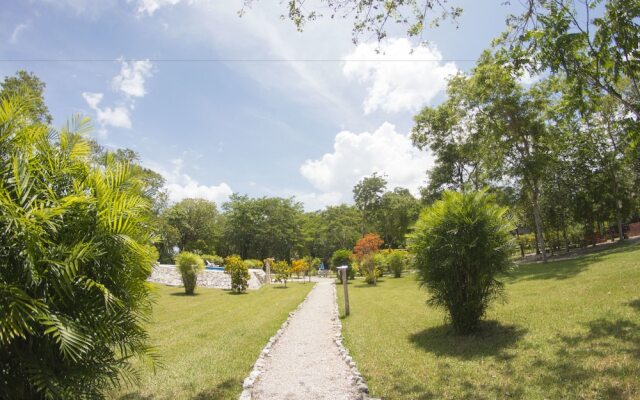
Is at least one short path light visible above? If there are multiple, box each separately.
[336,265,350,316]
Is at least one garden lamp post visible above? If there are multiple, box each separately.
[336,265,350,316]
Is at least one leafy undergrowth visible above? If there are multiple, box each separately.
[108,282,313,400]
[338,243,640,399]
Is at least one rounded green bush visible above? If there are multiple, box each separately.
[175,252,204,295]
[224,255,250,293]
[408,190,514,334]
[386,250,406,278]
[331,249,354,282]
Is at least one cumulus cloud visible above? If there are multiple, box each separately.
[82,92,132,129]
[82,59,154,134]
[148,158,233,205]
[300,122,433,203]
[343,38,458,114]
[112,60,153,97]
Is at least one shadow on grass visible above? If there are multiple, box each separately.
[408,320,527,360]
[226,291,249,295]
[191,378,241,400]
[170,292,200,297]
[533,317,640,398]
[508,243,640,283]
[627,299,640,311]
[117,394,155,400]
[353,280,385,289]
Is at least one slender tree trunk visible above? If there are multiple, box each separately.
[561,211,569,252]
[616,205,624,242]
[531,186,548,262]
[516,230,525,258]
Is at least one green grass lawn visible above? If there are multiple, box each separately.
[108,282,313,400]
[338,243,640,399]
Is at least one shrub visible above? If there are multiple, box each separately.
[387,250,406,278]
[224,255,250,293]
[331,249,354,282]
[354,233,384,284]
[291,258,310,278]
[272,260,291,287]
[408,190,514,334]
[0,95,156,398]
[201,254,223,266]
[244,259,263,269]
[175,252,205,295]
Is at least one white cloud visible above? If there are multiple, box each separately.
[343,38,458,114]
[300,122,433,203]
[135,0,184,15]
[82,92,132,129]
[518,69,542,86]
[95,106,132,129]
[147,158,233,205]
[82,59,154,134]
[10,22,29,43]
[82,92,103,109]
[112,60,153,97]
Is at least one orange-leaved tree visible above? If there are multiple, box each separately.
[291,258,310,279]
[354,233,384,284]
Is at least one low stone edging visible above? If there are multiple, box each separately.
[238,283,319,400]
[331,283,378,400]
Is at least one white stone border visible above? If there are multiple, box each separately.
[239,282,319,400]
[332,282,378,400]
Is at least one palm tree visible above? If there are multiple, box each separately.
[0,93,158,398]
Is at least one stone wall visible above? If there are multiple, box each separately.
[149,264,265,290]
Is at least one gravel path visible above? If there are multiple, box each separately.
[251,280,360,400]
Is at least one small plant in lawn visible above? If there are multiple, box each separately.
[331,249,354,282]
[354,233,384,284]
[408,190,514,334]
[386,250,406,278]
[175,252,205,295]
[291,258,310,279]
[224,255,251,293]
[272,260,291,287]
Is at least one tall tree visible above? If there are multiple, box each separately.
[353,173,387,235]
[0,70,52,124]
[163,199,221,254]
[222,195,304,260]
[377,188,421,248]
[506,0,640,123]
[412,52,555,261]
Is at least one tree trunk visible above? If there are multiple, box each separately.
[561,211,569,252]
[616,205,624,242]
[531,187,548,262]
[516,230,525,258]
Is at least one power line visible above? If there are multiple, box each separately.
[0,58,477,63]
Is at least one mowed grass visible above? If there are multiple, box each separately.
[109,282,313,400]
[338,244,640,399]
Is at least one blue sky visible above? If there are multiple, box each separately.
[1,0,522,210]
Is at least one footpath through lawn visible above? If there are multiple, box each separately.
[338,243,640,399]
[109,282,313,400]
